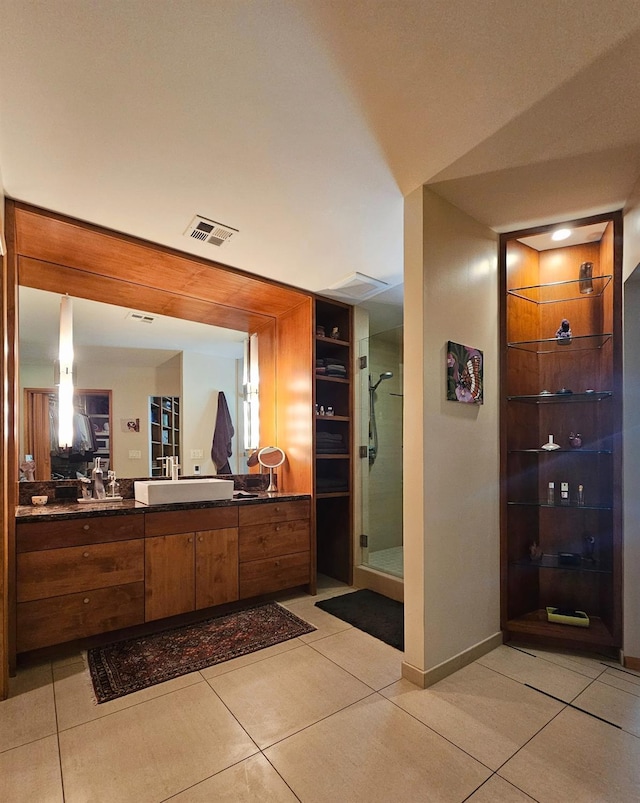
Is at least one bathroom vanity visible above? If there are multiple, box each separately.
[15,494,311,653]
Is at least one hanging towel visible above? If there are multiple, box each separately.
[211,392,234,474]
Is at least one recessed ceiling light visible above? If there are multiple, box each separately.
[551,228,571,241]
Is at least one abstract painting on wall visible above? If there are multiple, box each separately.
[446,341,483,404]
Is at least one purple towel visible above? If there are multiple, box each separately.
[211,392,234,474]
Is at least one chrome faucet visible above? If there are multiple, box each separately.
[170,458,180,481]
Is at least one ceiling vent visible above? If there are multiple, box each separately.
[321,272,389,302]
[184,215,238,247]
[126,311,155,324]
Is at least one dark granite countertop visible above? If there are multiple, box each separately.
[15,492,311,522]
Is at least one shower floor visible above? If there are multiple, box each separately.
[367,545,403,578]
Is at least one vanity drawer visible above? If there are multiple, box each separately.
[17,539,144,602]
[239,551,310,598]
[239,519,310,562]
[145,506,238,537]
[17,582,145,652]
[238,500,310,528]
[16,514,144,553]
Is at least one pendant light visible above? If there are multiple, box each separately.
[57,295,74,448]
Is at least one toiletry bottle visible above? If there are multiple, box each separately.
[92,457,106,499]
[560,482,569,505]
[547,482,555,505]
[577,484,585,506]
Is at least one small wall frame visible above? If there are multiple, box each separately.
[446,341,483,404]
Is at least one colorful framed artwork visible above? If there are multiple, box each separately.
[447,341,483,404]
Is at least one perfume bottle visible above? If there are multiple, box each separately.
[577,484,585,506]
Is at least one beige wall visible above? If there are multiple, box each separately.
[404,186,500,677]
[623,194,640,661]
[19,350,243,479]
[181,351,240,475]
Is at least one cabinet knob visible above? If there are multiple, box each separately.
[83,524,90,531]
[275,506,280,512]
[275,560,280,567]
[83,598,90,604]
[83,551,89,558]
[275,525,281,532]
[198,536,203,542]
[188,538,193,544]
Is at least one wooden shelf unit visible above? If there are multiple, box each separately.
[314,298,353,584]
[149,396,180,476]
[500,212,623,654]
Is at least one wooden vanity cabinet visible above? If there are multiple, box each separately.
[15,514,145,652]
[14,498,312,653]
[238,500,311,597]
[144,506,239,621]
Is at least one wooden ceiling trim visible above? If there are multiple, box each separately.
[18,257,272,333]
[13,205,309,319]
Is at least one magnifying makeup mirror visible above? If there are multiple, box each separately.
[257,446,286,492]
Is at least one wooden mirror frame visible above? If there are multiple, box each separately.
[1,200,315,689]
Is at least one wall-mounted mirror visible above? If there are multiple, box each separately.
[19,287,249,480]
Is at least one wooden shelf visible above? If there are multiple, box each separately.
[506,610,615,648]
[501,214,622,654]
[314,297,353,585]
[316,375,349,385]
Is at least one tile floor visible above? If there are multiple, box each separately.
[1,577,640,802]
[366,546,404,578]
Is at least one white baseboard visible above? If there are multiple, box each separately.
[401,631,503,688]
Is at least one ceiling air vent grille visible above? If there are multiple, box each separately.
[126,312,155,324]
[184,215,238,247]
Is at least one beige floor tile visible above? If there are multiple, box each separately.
[519,645,608,679]
[477,645,593,701]
[170,754,298,801]
[0,662,56,753]
[265,694,490,803]
[59,682,257,803]
[51,648,85,670]
[573,679,640,736]
[53,660,204,730]
[281,597,352,643]
[467,775,537,801]
[499,707,640,802]
[199,637,304,680]
[382,662,563,770]
[0,735,63,803]
[207,643,372,748]
[314,574,354,600]
[599,667,640,697]
[309,627,402,690]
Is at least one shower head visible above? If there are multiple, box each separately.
[370,371,394,391]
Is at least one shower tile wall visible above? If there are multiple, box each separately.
[367,333,403,556]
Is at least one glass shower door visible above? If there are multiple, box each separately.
[359,326,403,578]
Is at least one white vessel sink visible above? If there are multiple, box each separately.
[134,478,234,505]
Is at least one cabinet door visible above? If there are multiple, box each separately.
[145,533,195,621]
[195,528,239,609]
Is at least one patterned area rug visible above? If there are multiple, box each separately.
[316,590,403,650]
[87,602,315,703]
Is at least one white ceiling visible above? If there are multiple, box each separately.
[2,1,640,307]
[19,287,246,365]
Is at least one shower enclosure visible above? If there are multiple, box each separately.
[358,325,403,579]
